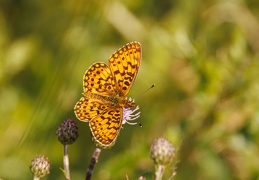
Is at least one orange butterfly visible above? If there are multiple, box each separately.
[74,42,141,148]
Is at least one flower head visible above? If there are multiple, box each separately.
[56,119,79,145]
[150,137,175,166]
[30,155,50,178]
[122,105,140,125]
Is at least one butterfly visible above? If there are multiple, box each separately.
[74,42,141,148]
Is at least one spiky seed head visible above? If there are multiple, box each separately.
[56,119,79,145]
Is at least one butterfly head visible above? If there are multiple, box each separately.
[122,97,136,108]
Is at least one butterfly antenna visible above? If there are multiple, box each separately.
[138,122,143,127]
[142,84,155,94]
[135,84,155,100]
[136,84,155,127]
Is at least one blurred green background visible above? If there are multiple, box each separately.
[1,0,259,179]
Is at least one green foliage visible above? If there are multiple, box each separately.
[1,0,259,179]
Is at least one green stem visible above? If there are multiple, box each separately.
[155,165,165,180]
[33,176,40,180]
[63,144,71,180]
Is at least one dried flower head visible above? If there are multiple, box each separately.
[56,119,79,145]
[30,155,50,178]
[150,137,175,166]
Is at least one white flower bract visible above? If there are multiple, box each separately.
[122,105,140,125]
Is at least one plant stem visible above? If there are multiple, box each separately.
[33,176,40,180]
[63,144,71,180]
[155,165,165,180]
[86,147,101,180]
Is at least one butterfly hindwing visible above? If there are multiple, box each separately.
[89,108,122,147]
[74,97,109,122]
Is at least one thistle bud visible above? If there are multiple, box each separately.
[30,155,50,178]
[150,137,175,166]
[56,119,79,145]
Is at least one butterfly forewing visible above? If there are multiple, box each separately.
[109,42,141,96]
[83,62,116,96]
